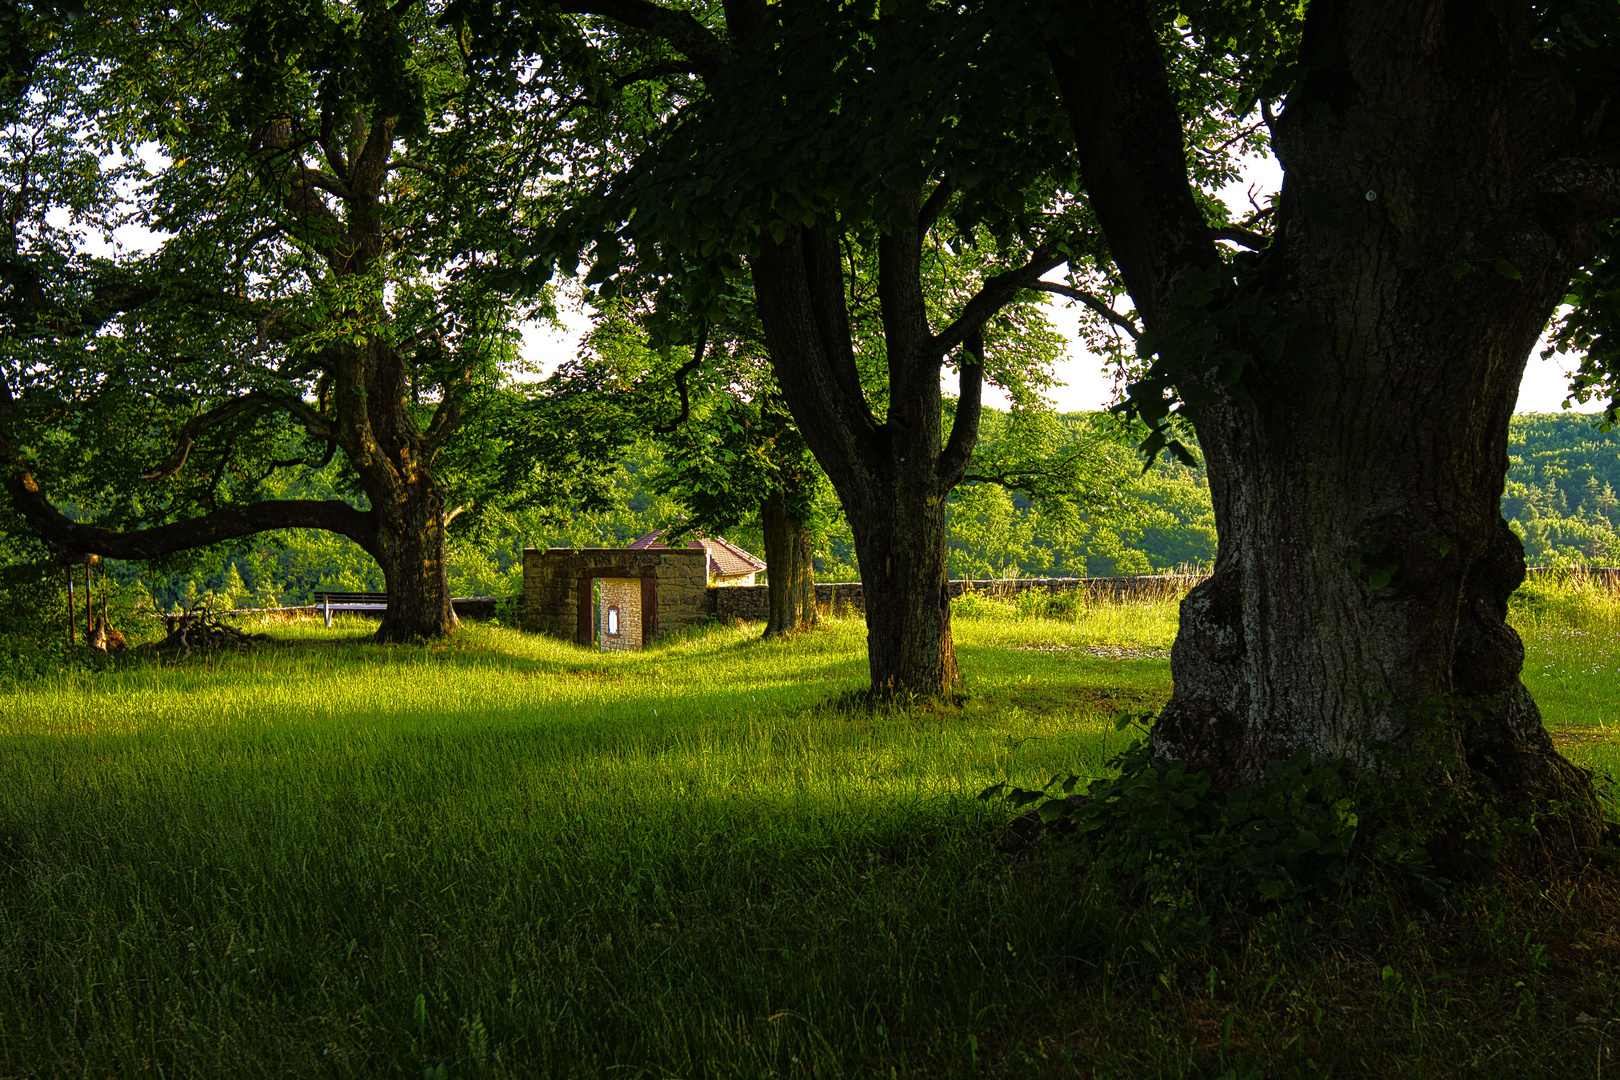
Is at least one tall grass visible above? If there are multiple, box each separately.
[0,603,1615,1077]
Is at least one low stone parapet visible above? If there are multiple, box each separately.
[704,574,1209,620]
[182,596,504,622]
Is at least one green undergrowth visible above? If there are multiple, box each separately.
[0,606,1617,1077]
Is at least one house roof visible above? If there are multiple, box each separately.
[628,530,766,577]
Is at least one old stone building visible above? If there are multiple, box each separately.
[523,533,769,651]
[521,546,710,649]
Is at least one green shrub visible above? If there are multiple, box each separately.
[951,591,1018,620]
[1045,588,1085,620]
[985,718,1516,913]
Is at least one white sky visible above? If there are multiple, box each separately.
[519,154,1601,416]
[76,147,1597,418]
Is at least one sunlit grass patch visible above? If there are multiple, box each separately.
[1513,572,1620,765]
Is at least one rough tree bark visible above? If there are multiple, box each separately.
[760,488,817,637]
[1048,0,1618,844]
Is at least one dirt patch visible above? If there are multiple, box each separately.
[1014,642,1172,660]
[1549,725,1618,747]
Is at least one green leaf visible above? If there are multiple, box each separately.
[1037,800,1071,823]
[1494,259,1522,281]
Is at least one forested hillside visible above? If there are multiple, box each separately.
[6,412,1614,613]
[1505,414,1620,566]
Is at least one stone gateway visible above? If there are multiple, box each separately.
[521,547,710,648]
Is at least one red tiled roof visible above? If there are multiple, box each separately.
[628,530,766,577]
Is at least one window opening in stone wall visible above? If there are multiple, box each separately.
[607,606,620,636]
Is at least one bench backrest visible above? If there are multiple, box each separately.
[314,592,389,603]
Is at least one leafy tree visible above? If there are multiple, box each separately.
[460,0,1141,696]
[1504,412,1620,566]
[0,0,545,640]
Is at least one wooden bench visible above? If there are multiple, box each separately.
[314,591,389,627]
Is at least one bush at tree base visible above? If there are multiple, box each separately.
[982,714,1605,913]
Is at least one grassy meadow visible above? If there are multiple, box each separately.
[1,587,1618,1078]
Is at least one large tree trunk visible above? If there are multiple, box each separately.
[760,489,817,638]
[842,473,960,693]
[371,478,459,642]
[1049,0,1615,844]
[349,337,462,644]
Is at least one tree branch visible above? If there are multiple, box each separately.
[611,59,704,89]
[935,331,983,488]
[264,393,341,441]
[650,322,708,435]
[931,244,1066,357]
[5,467,379,560]
[1028,280,1142,339]
[1045,2,1222,327]
[1,374,375,559]
[386,158,446,180]
[142,393,273,481]
[1210,225,1269,251]
[1532,156,1620,218]
[422,388,466,450]
[298,168,350,200]
[552,0,728,77]
[918,177,956,234]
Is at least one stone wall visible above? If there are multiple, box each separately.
[598,577,642,651]
[704,574,1208,620]
[211,596,501,621]
[521,547,709,644]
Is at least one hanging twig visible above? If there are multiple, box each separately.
[651,321,710,435]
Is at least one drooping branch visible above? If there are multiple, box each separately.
[1028,280,1142,339]
[1,372,375,558]
[4,466,380,560]
[258,436,337,479]
[650,321,708,435]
